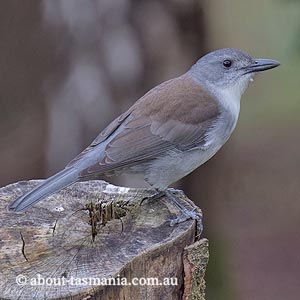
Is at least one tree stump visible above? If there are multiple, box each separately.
[0,180,209,300]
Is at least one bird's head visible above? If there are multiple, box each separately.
[190,48,280,98]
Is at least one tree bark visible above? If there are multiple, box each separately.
[0,180,208,300]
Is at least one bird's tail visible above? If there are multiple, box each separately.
[8,167,79,212]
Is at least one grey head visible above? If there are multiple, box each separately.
[189,48,280,93]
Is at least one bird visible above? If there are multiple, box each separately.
[9,48,280,224]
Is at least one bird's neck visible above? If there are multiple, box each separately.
[214,83,242,118]
[187,70,253,118]
[188,75,243,118]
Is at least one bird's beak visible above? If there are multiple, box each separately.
[243,58,280,74]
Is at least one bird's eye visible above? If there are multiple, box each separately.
[223,60,232,68]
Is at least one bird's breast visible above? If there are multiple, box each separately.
[203,108,239,151]
[151,108,238,185]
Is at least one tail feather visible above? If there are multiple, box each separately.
[8,168,79,212]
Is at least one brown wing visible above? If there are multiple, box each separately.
[70,74,221,177]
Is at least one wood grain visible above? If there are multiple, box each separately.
[0,180,208,300]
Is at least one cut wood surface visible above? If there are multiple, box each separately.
[0,180,208,300]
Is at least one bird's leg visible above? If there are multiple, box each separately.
[166,189,203,234]
[140,189,165,206]
[140,188,203,235]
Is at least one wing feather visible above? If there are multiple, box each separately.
[69,74,221,177]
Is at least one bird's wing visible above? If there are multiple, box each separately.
[69,74,221,177]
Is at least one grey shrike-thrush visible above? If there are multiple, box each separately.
[9,48,280,223]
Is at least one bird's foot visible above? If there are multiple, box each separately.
[140,190,165,206]
[166,190,203,235]
[169,207,202,226]
[166,187,182,193]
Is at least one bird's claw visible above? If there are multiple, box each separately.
[169,208,202,226]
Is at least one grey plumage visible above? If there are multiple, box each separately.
[8,168,79,211]
[8,48,280,212]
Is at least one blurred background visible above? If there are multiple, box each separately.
[0,0,299,299]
